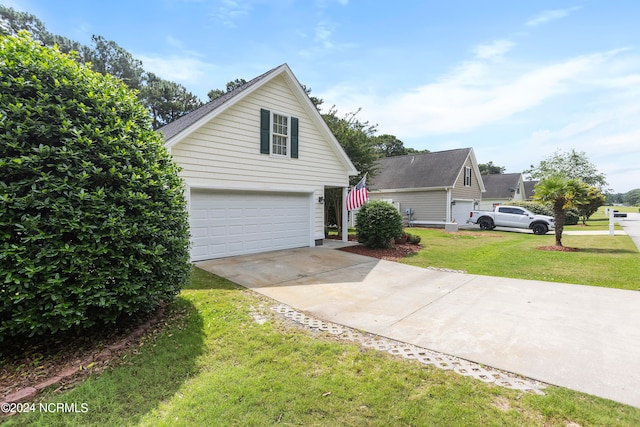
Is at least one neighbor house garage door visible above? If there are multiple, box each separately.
[190,189,311,261]
[451,200,474,225]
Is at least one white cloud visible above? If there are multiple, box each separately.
[136,54,216,86]
[526,7,581,27]
[212,0,252,28]
[474,40,515,60]
[314,22,334,49]
[361,50,613,136]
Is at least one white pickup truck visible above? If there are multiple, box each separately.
[467,206,555,235]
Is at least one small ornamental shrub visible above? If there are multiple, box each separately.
[409,234,421,244]
[0,33,191,341]
[564,208,580,225]
[356,201,403,248]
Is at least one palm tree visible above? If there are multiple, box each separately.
[534,174,587,246]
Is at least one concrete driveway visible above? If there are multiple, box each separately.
[197,247,640,408]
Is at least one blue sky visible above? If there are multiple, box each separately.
[5,0,640,193]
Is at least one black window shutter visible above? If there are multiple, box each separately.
[291,117,299,158]
[260,108,270,154]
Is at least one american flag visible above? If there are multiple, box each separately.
[346,175,369,211]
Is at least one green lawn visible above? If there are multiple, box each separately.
[7,268,640,426]
[5,208,639,425]
[401,227,639,290]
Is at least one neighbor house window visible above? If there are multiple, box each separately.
[260,108,299,158]
[271,113,289,156]
[464,167,471,187]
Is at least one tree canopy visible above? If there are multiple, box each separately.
[141,73,203,129]
[524,149,608,190]
[1,5,202,129]
[478,161,506,175]
[534,174,588,246]
[372,134,429,157]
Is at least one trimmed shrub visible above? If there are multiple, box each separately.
[0,33,191,341]
[409,234,421,244]
[356,201,403,248]
[565,208,580,225]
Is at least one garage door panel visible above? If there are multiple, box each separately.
[190,190,311,261]
[452,201,474,224]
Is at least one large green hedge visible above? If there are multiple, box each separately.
[0,33,191,341]
[356,200,403,248]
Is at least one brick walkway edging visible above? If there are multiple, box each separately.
[1,306,166,409]
[268,303,547,395]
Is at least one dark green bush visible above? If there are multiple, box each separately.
[0,33,191,341]
[356,201,403,248]
[565,208,580,225]
[410,234,421,244]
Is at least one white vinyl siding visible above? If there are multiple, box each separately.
[171,75,349,239]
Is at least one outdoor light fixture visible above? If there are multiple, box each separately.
[318,196,324,203]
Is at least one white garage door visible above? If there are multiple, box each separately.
[451,201,474,224]
[190,190,312,261]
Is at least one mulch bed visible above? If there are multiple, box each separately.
[536,246,581,252]
[338,243,422,261]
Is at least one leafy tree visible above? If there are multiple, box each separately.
[371,134,429,157]
[301,84,324,109]
[322,107,379,234]
[605,192,625,205]
[0,5,49,42]
[524,149,608,190]
[623,189,640,207]
[208,78,248,102]
[533,174,587,246]
[478,161,506,175]
[0,5,93,62]
[141,72,203,129]
[405,147,431,155]
[574,186,606,225]
[0,33,191,341]
[207,88,226,101]
[355,201,403,248]
[89,35,145,90]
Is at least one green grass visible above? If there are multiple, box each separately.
[401,225,639,290]
[6,268,640,426]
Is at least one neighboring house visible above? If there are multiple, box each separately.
[160,64,357,261]
[479,173,526,210]
[368,148,485,226]
[523,180,539,200]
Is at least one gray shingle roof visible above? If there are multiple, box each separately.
[158,64,285,141]
[523,180,539,199]
[370,148,473,189]
[481,173,522,198]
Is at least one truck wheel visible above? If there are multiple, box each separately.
[479,219,493,230]
[532,223,548,235]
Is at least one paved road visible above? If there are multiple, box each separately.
[619,212,640,251]
[197,247,640,408]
